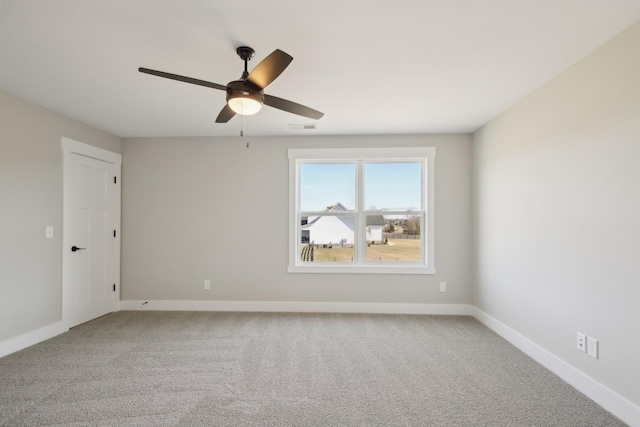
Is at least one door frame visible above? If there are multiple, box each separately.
[61,137,122,328]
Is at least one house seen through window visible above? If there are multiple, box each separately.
[288,147,435,274]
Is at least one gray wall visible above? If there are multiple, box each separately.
[0,90,121,342]
[121,134,472,304]
[472,22,640,407]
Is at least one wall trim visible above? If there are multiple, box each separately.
[61,137,122,165]
[0,321,68,359]
[119,300,474,315]
[472,307,640,427]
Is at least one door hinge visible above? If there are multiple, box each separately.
[113,229,116,238]
[114,176,117,184]
[113,284,116,292]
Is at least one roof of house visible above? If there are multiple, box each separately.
[301,202,384,230]
[366,215,385,226]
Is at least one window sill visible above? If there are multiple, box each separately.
[287,264,436,275]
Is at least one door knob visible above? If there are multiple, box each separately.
[71,246,86,252]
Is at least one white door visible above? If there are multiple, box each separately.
[62,138,121,328]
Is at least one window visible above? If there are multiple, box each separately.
[288,147,435,274]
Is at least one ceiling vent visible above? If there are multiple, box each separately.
[289,124,317,130]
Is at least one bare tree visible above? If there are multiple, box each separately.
[403,216,421,235]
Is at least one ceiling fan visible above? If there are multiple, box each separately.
[139,47,324,123]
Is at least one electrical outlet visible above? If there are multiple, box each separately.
[587,337,598,359]
[46,226,54,238]
[204,280,210,290]
[439,282,447,292]
[577,332,586,352]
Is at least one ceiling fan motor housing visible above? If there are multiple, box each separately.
[226,80,264,103]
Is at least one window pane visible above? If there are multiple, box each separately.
[364,162,421,211]
[300,214,355,263]
[365,215,422,262]
[300,163,355,211]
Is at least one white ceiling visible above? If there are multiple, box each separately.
[1,0,639,138]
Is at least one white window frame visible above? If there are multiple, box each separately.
[288,147,435,274]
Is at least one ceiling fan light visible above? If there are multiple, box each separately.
[228,92,262,115]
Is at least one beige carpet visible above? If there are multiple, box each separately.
[0,311,627,426]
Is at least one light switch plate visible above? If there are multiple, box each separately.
[46,226,54,239]
[439,282,446,292]
[587,337,598,359]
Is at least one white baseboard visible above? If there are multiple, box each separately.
[472,307,640,427]
[119,300,474,315]
[0,321,68,359]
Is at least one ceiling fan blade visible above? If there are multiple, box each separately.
[215,104,236,123]
[264,94,324,120]
[139,68,227,91]
[245,50,293,90]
